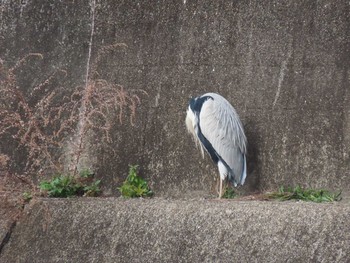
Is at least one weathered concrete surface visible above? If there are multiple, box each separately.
[0,0,349,196]
[0,198,349,262]
[0,203,16,254]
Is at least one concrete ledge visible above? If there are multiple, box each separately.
[1,198,349,262]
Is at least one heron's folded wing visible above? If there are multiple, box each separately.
[199,97,246,183]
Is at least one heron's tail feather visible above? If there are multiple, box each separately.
[227,154,247,186]
[240,155,247,185]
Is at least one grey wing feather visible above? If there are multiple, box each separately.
[199,93,247,183]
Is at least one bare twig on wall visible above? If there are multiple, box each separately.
[0,44,146,177]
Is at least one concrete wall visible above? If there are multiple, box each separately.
[1,198,349,262]
[0,0,349,196]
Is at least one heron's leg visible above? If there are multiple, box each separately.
[216,179,220,195]
[217,161,226,198]
[219,178,223,198]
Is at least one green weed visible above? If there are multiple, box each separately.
[39,171,101,198]
[265,185,342,203]
[22,191,32,202]
[222,187,237,199]
[79,168,95,178]
[118,165,153,198]
[83,179,101,197]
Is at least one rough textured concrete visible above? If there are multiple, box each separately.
[0,198,349,262]
[0,218,16,253]
[1,2,349,262]
[1,1,349,197]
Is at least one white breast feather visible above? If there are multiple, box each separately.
[186,106,205,158]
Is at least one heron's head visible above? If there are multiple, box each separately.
[185,103,196,137]
[185,97,206,158]
[185,96,202,136]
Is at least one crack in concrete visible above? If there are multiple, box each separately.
[84,0,96,93]
[0,221,16,255]
[272,43,293,109]
[68,0,97,173]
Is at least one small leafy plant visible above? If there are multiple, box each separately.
[39,170,101,198]
[83,179,102,197]
[79,168,95,178]
[22,191,33,202]
[222,187,237,199]
[265,185,342,203]
[118,165,153,198]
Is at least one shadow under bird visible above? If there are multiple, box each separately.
[185,92,247,198]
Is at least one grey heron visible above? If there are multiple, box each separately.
[185,92,247,198]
